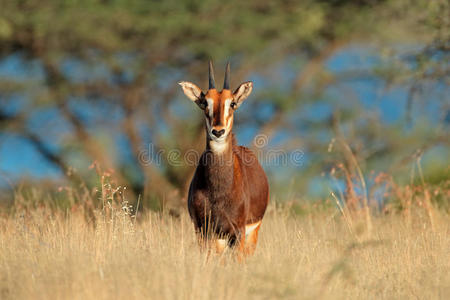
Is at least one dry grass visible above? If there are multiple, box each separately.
[0,202,449,300]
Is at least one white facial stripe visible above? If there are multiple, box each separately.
[204,99,217,143]
[205,116,211,131]
[225,99,233,130]
[223,99,232,121]
[205,98,233,152]
[206,98,214,119]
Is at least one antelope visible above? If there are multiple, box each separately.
[179,62,269,256]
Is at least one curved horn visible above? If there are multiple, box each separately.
[209,61,216,89]
[223,61,230,90]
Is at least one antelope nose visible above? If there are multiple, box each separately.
[212,129,225,138]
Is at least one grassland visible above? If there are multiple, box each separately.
[0,199,448,300]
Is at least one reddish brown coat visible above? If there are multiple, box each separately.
[188,134,269,247]
[179,62,269,254]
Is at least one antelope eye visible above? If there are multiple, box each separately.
[230,102,237,109]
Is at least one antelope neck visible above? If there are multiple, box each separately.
[204,133,235,192]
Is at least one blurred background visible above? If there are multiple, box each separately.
[0,0,448,213]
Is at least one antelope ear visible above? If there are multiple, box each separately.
[233,81,253,108]
[178,81,206,109]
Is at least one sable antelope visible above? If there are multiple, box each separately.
[179,62,269,256]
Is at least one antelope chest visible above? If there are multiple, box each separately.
[189,188,246,232]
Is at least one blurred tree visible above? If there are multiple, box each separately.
[0,0,448,209]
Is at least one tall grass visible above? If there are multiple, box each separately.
[1,160,449,299]
[0,198,449,299]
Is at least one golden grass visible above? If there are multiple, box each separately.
[0,204,449,300]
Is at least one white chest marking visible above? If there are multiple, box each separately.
[209,140,228,153]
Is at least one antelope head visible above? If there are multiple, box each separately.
[179,62,253,147]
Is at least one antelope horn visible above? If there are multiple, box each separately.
[209,61,216,89]
[223,61,230,90]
